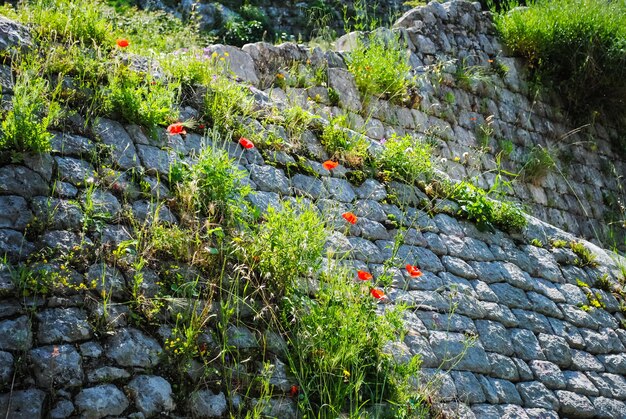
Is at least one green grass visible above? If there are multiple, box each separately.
[494,0,626,128]
[377,133,434,185]
[346,32,413,103]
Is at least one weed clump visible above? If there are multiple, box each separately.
[377,133,434,185]
[494,0,626,129]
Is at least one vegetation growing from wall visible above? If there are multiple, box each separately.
[494,0,626,134]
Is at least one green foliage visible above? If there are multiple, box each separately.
[173,139,251,225]
[103,65,179,138]
[377,133,434,185]
[0,62,61,153]
[242,201,326,297]
[320,115,369,167]
[494,0,626,125]
[2,0,113,46]
[521,145,555,184]
[570,241,598,268]
[284,265,418,418]
[346,33,412,103]
[449,181,526,232]
[221,4,272,47]
[203,71,254,135]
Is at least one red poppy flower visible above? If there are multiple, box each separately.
[198,124,206,129]
[167,123,186,135]
[370,288,385,300]
[239,137,255,149]
[406,264,422,278]
[289,385,299,397]
[116,38,129,48]
[357,270,372,281]
[342,212,357,225]
[322,160,338,170]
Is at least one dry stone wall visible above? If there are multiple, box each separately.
[1,1,626,418]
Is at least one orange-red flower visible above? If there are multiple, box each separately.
[167,123,186,135]
[342,212,357,225]
[406,264,422,278]
[289,385,299,397]
[116,38,129,48]
[322,160,339,170]
[357,270,372,281]
[370,288,385,300]
[239,137,255,149]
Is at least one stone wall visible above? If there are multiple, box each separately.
[1,1,626,418]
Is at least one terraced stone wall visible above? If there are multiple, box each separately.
[1,1,626,418]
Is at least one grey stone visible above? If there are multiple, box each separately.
[127,375,175,417]
[598,354,626,374]
[491,378,522,404]
[36,307,92,344]
[0,351,13,384]
[131,200,177,225]
[0,316,32,350]
[442,256,477,279]
[418,369,457,401]
[555,390,595,418]
[105,328,162,367]
[358,218,390,241]
[556,284,588,307]
[93,118,139,170]
[0,16,32,52]
[49,399,74,419]
[510,328,545,361]
[475,320,513,355]
[563,370,599,396]
[478,374,499,403]
[502,262,533,290]
[434,213,463,236]
[415,311,475,333]
[51,133,95,157]
[580,327,624,354]
[548,317,586,349]
[533,278,566,303]
[323,176,356,203]
[355,179,386,201]
[537,333,572,368]
[405,271,443,291]
[527,291,563,319]
[471,404,502,419]
[136,144,174,176]
[487,352,519,381]
[99,224,132,248]
[52,181,78,198]
[39,230,87,253]
[512,309,552,334]
[529,360,566,389]
[32,197,84,231]
[85,189,122,219]
[596,372,626,399]
[490,283,531,309]
[451,371,486,403]
[75,385,129,419]
[0,389,46,419]
[189,390,227,418]
[397,228,427,247]
[354,199,387,223]
[80,342,103,358]
[87,366,131,383]
[571,349,604,372]
[517,381,559,410]
[524,245,563,282]
[500,404,530,419]
[253,397,298,419]
[29,344,83,387]
[291,174,328,199]
[592,396,626,418]
[525,408,559,419]
[247,190,282,214]
[480,301,519,327]
[350,237,385,263]
[0,196,32,230]
[207,44,258,85]
[429,331,491,373]
[469,261,509,284]
[249,164,290,194]
[403,332,438,368]
[327,68,361,112]
[0,165,49,198]
[226,325,258,349]
[471,280,499,301]
[86,263,126,300]
[54,157,96,186]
